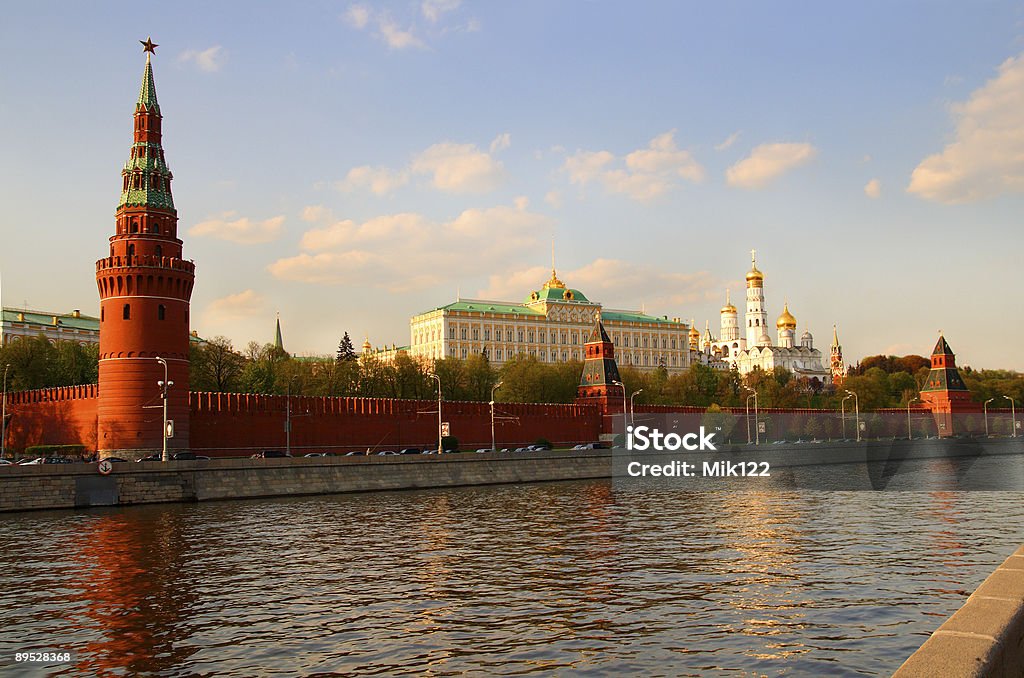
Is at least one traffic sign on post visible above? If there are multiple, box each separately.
[441,422,450,437]
[166,420,175,439]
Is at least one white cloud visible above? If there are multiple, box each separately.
[205,289,268,321]
[344,4,370,29]
[725,142,817,189]
[908,52,1024,204]
[378,17,425,50]
[489,132,511,153]
[562,131,704,201]
[336,165,410,195]
[189,212,285,244]
[178,46,225,73]
[270,201,553,292]
[564,150,615,186]
[864,178,881,198]
[422,0,461,22]
[714,131,741,151]
[477,258,715,310]
[545,190,563,209]
[410,141,505,193]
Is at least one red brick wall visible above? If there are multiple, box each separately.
[4,385,98,454]
[188,393,601,456]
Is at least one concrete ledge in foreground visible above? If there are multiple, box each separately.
[893,544,1024,677]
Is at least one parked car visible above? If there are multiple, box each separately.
[475,448,492,453]
[376,450,399,456]
[304,452,329,457]
[21,457,76,465]
[0,459,12,465]
[103,457,130,463]
[345,450,367,456]
[399,448,421,455]
[251,450,291,459]
[136,453,161,462]
[513,447,531,453]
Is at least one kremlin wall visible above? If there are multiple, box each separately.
[0,44,1006,460]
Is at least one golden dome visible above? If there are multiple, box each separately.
[720,289,737,314]
[776,302,797,330]
[688,325,700,339]
[362,338,372,351]
[542,268,566,290]
[746,249,764,287]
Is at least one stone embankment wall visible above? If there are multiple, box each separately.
[0,449,614,512]
[894,544,1024,677]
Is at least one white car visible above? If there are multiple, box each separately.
[376,450,399,456]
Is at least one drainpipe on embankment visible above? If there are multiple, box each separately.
[892,544,1024,677]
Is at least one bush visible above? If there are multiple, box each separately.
[25,444,87,458]
[534,437,552,449]
[441,435,459,452]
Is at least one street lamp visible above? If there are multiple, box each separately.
[155,356,172,462]
[285,376,297,457]
[1005,395,1018,438]
[984,397,995,437]
[427,373,443,453]
[630,389,643,426]
[1,364,10,461]
[844,389,860,442]
[841,393,853,440]
[611,380,627,428]
[490,381,503,451]
[745,391,760,445]
[907,397,920,440]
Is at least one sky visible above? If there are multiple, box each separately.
[1,1,1023,370]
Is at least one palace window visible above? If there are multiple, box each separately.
[123,304,131,320]
[450,327,456,339]
[518,331,524,342]
[461,328,467,340]
[155,244,162,258]
[484,329,490,340]
[472,329,479,340]
[507,330,513,341]
[633,337,638,347]
[528,331,534,343]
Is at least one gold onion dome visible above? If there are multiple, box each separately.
[776,303,797,330]
[720,289,737,314]
[746,249,764,285]
[542,268,566,290]
[689,325,700,339]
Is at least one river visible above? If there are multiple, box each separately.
[0,478,1021,676]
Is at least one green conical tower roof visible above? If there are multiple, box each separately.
[137,54,161,115]
[117,45,174,212]
[275,315,285,352]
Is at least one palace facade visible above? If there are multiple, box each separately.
[399,269,693,372]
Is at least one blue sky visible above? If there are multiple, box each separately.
[2,2,1023,369]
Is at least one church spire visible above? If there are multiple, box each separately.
[275,313,285,352]
[136,40,161,114]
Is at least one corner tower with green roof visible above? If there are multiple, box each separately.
[95,39,195,457]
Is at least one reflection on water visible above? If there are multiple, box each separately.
[0,482,1021,676]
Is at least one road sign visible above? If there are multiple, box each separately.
[97,459,113,475]
[166,420,175,438]
[757,421,766,434]
[859,421,866,431]
[441,422,450,437]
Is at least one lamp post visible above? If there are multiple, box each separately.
[490,381,503,451]
[285,376,296,457]
[1005,395,1018,438]
[906,397,920,440]
[844,389,860,442]
[1,364,9,461]
[155,356,172,462]
[428,373,443,453]
[748,391,760,445]
[611,380,627,427]
[984,397,995,437]
[841,394,853,440]
[630,389,643,426]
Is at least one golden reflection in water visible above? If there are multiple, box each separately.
[67,510,195,675]
[714,491,811,661]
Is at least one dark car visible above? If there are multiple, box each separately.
[399,448,421,455]
[251,450,291,459]
[20,457,76,465]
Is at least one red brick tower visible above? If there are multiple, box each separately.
[576,312,625,436]
[919,334,979,437]
[95,39,195,456]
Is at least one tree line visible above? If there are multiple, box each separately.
[3,332,1022,412]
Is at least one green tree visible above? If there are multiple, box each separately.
[336,332,357,363]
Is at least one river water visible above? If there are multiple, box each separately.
[0,479,1021,676]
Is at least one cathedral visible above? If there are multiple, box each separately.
[697,252,841,387]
